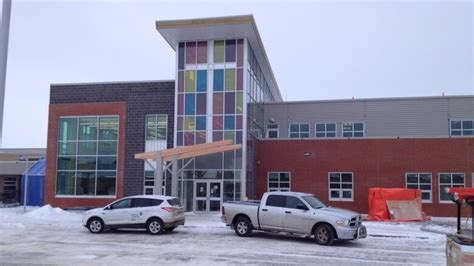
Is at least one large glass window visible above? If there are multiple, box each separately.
[342,122,364,137]
[406,173,432,203]
[316,123,336,138]
[450,120,474,136]
[56,116,118,196]
[439,173,465,202]
[268,172,291,192]
[289,123,310,138]
[329,172,353,201]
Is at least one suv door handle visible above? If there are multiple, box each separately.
[285,211,291,214]
[261,209,268,212]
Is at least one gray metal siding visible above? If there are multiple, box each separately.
[264,96,474,138]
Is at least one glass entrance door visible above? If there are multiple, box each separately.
[195,180,222,213]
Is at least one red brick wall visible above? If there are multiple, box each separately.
[256,138,474,217]
[45,102,126,208]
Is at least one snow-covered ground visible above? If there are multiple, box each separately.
[0,205,452,265]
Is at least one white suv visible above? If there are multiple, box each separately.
[82,195,185,235]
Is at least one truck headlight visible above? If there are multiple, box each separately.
[335,219,349,227]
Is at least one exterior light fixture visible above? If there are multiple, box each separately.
[304,152,312,157]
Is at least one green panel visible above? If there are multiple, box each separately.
[98,141,118,155]
[236,92,243,114]
[97,171,116,195]
[185,70,196,92]
[59,117,78,141]
[224,131,235,141]
[99,117,118,140]
[78,141,97,155]
[57,157,76,171]
[185,117,195,131]
[58,141,76,155]
[225,69,235,91]
[56,172,75,195]
[214,40,224,63]
[146,125,157,140]
[75,172,96,195]
[79,117,98,141]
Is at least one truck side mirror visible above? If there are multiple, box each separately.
[296,204,308,211]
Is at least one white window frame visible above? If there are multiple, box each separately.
[267,172,291,192]
[289,123,310,139]
[449,119,474,137]
[266,123,279,139]
[439,173,465,203]
[342,122,365,138]
[328,172,354,201]
[405,173,432,203]
[315,122,337,138]
[144,114,168,195]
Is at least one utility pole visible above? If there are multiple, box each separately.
[0,0,12,147]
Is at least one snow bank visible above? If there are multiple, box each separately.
[23,204,81,223]
[24,205,71,218]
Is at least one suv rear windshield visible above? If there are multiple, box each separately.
[167,198,182,207]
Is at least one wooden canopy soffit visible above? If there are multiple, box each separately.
[134,140,241,162]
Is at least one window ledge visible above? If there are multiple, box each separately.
[55,195,116,199]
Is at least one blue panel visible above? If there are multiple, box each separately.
[197,70,207,92]
[185,94,196,115]
[21,174,45,207]
[224,116,235,130]
[196,116,206,130]
[213,69,224,91]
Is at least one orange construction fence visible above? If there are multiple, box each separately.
[368,188,430,221]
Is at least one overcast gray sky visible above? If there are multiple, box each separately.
[1,0,473,148]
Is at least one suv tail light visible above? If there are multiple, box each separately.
[161,207,177,212]
[221,206,225,215]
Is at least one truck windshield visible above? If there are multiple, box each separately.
[302,196,326,209]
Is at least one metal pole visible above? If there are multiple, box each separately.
[171,155,178,197]
[154,151,163,195]
[23,157,29,212]
[0,0,12,146]
[457,201,461,234]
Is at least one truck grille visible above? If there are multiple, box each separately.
[349,215,362,228]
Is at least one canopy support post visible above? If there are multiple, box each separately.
[171,155,179,197]
[154,151,163,195]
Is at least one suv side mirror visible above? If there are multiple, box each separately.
[105,205,112,210]
[296,204,308,211]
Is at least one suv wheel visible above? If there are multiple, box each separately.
[147,218,164,235]
[234,216,252,237]
[87,218,104,234]
[314,224,335,246]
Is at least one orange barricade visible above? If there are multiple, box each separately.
[368,188,430,221]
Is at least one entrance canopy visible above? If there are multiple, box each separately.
[135,140,240,162]
[134,140,241,197]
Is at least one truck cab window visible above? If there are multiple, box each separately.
[286,196,305,209]
[266,195,286,207]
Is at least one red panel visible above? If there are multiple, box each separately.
[256,138,474,217]
[185,42,196,64]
